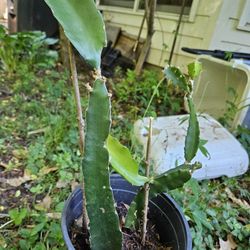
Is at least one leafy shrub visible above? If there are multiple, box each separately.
[169,176,250,249]
[109,68,186,144]
[0,61,81,248]
[236,125,250,158]
[0,25,58,75]
[111,68,185,117]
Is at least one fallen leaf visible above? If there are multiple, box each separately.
[71,180,79,191]
[75,215,83,227]
[35,195,52,211]
[15,190,21,197]
[120,215,125,226]
[123,203,130,210]
[219,234,237,250]
[39,166,58,175]
[6,170,37,187]
[56,180,69,189]
[27,127,47,136]
[0,206,6,212]
[225,187,250,210]
[46,212,61,219]
[12,148,28,159]
[0,162,8,168]
[41,195,52,210]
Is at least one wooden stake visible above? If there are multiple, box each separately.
[67,40,88,235]
[141,117,153,245]
[135,0,156,75]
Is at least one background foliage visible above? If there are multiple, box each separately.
[109,68,186,145]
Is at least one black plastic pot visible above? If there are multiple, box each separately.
[61,175,192,250]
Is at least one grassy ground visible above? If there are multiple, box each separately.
[0,28,249,249]
[0,66,77,249]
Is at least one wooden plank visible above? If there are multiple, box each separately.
[114,31,144,60]
[105,25,121,46]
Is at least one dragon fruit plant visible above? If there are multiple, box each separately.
[45,1,202,249]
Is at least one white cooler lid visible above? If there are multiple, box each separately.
[134,114,249,180]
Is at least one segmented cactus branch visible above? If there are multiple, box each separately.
[82,78,122,250]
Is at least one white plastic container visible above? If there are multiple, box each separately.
[134,56,249,180]
[134,115,249,180]
[192,56,250,129]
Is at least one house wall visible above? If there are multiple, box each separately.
[98,0,223,69]
[209,0,250,53]
[0,0,7,19]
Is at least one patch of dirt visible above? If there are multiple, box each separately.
[0,168,43,213]
[70,202,171,250]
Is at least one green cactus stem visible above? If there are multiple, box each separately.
[82,78,122,250]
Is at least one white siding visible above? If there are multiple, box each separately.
[210,0,250,52]
[0,0,7,19]
[99,0,223,68]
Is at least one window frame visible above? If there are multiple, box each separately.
[96,0,200,22]
[237,0,250,32]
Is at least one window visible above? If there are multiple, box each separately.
[139,0,193,15]
[99,0,134,9]
[99,0,193,15]
[237,0,250,32]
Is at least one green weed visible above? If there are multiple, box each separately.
[0,36,79,248]
[109,68,186,145]
[0,25,58,76]
[169,176,250,249]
